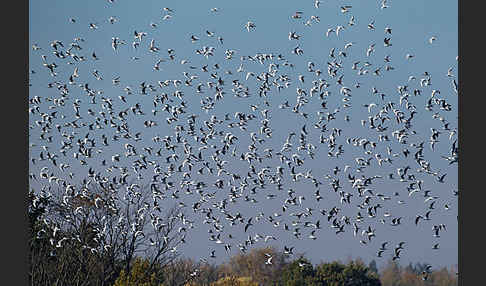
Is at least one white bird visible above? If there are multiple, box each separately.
[326,28,335,37]
[336,25,345,36]
[265,254,273,265]
[348,16,355,26]
[149,39,159,52]
[108,16,117,24]
[367,103,377,113]
[344,42,354,49]
[447,67,454,77]
[264,235,276,242]
[367,20,375,30]
[298,261,307,267]
[72,67,79,78]
[245,21,256,32]
[341,6,352,13]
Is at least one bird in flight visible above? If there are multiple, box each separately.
[244,21,256,32]
[28,0,458,275]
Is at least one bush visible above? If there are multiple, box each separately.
[113,257,161,286]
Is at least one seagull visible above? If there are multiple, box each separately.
[341,6,352,13]
[447,67,454,77]
[72,67,79,78]
[264,235,276,242]
[336,25,345,37]
[326,28,335,37]
[244,21,256,32]
[437,173,447,183]
[265,254,273,265]
[108,16,117,24]
[367,20,375,30]
[452,79,458,93]
[381,0,389,9]
[244,218,253,232]
[380,242,388,250]
[284,246,294,255]
[348,16,355,26]
[149,39,159,52]
[28,1,459,273]
[415,215,423,225]
[134,31,147,41]
[291,11,303,19]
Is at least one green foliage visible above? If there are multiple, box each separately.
[341,261,381,286]
[315,261,346,285]
[113,257,161,286]
[211,275,259,286]
[281,257,318,286]
[314,260,381,286]
[316,262,345,285]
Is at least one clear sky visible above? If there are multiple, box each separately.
[29,0,457,270]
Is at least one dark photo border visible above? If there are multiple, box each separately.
[8,0,29,285]
[458,1,479,286]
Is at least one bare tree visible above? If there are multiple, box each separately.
[29,177,187,286]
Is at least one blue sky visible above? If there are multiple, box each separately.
[29,0,457,270]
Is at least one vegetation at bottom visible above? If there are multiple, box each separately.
[29,190,457,286]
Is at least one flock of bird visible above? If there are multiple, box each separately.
[29,0,457,279]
